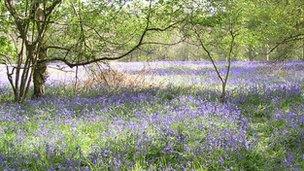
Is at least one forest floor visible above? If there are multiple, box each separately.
[0,61,303,170]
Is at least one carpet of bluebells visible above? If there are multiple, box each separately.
[0,61,303,170]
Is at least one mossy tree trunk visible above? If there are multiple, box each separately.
[33,47,47,98]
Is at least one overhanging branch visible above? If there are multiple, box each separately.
[267,33,304,55]
[42,19,184,68]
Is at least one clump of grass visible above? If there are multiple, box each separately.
[81,64,160,92]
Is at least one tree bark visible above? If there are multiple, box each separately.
[266,44,269,61]
[302,39,304,60]
[220,83,226,103]
[248,45,254,61]
[33,47,47,98]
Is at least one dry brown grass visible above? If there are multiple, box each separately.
[80,63,158,91]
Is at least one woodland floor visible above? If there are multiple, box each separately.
[0,61,303,170]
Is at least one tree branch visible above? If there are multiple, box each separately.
[267,33,304,55]
[41,18,184,67]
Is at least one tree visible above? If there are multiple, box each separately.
[0,0,183,102]
[246,0,304,60]
[183,0,249,102]
[180,0,304,102]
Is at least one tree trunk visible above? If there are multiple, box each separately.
[14,46,35,102]
[220,83,226,103]
[266,44,269,61]
[248,45,255,61]
[302,40,304,60]
[33,47,47,98]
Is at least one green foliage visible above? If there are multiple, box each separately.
[45,0,146,61]
[1,0,303,62]
[0,36,16,62]
[125,0,304,61]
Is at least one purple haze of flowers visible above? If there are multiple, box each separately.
[0,61,303,170]
[100,96,251,155]
[274,110,304,128]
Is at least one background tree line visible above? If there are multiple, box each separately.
[127,0,304,62]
